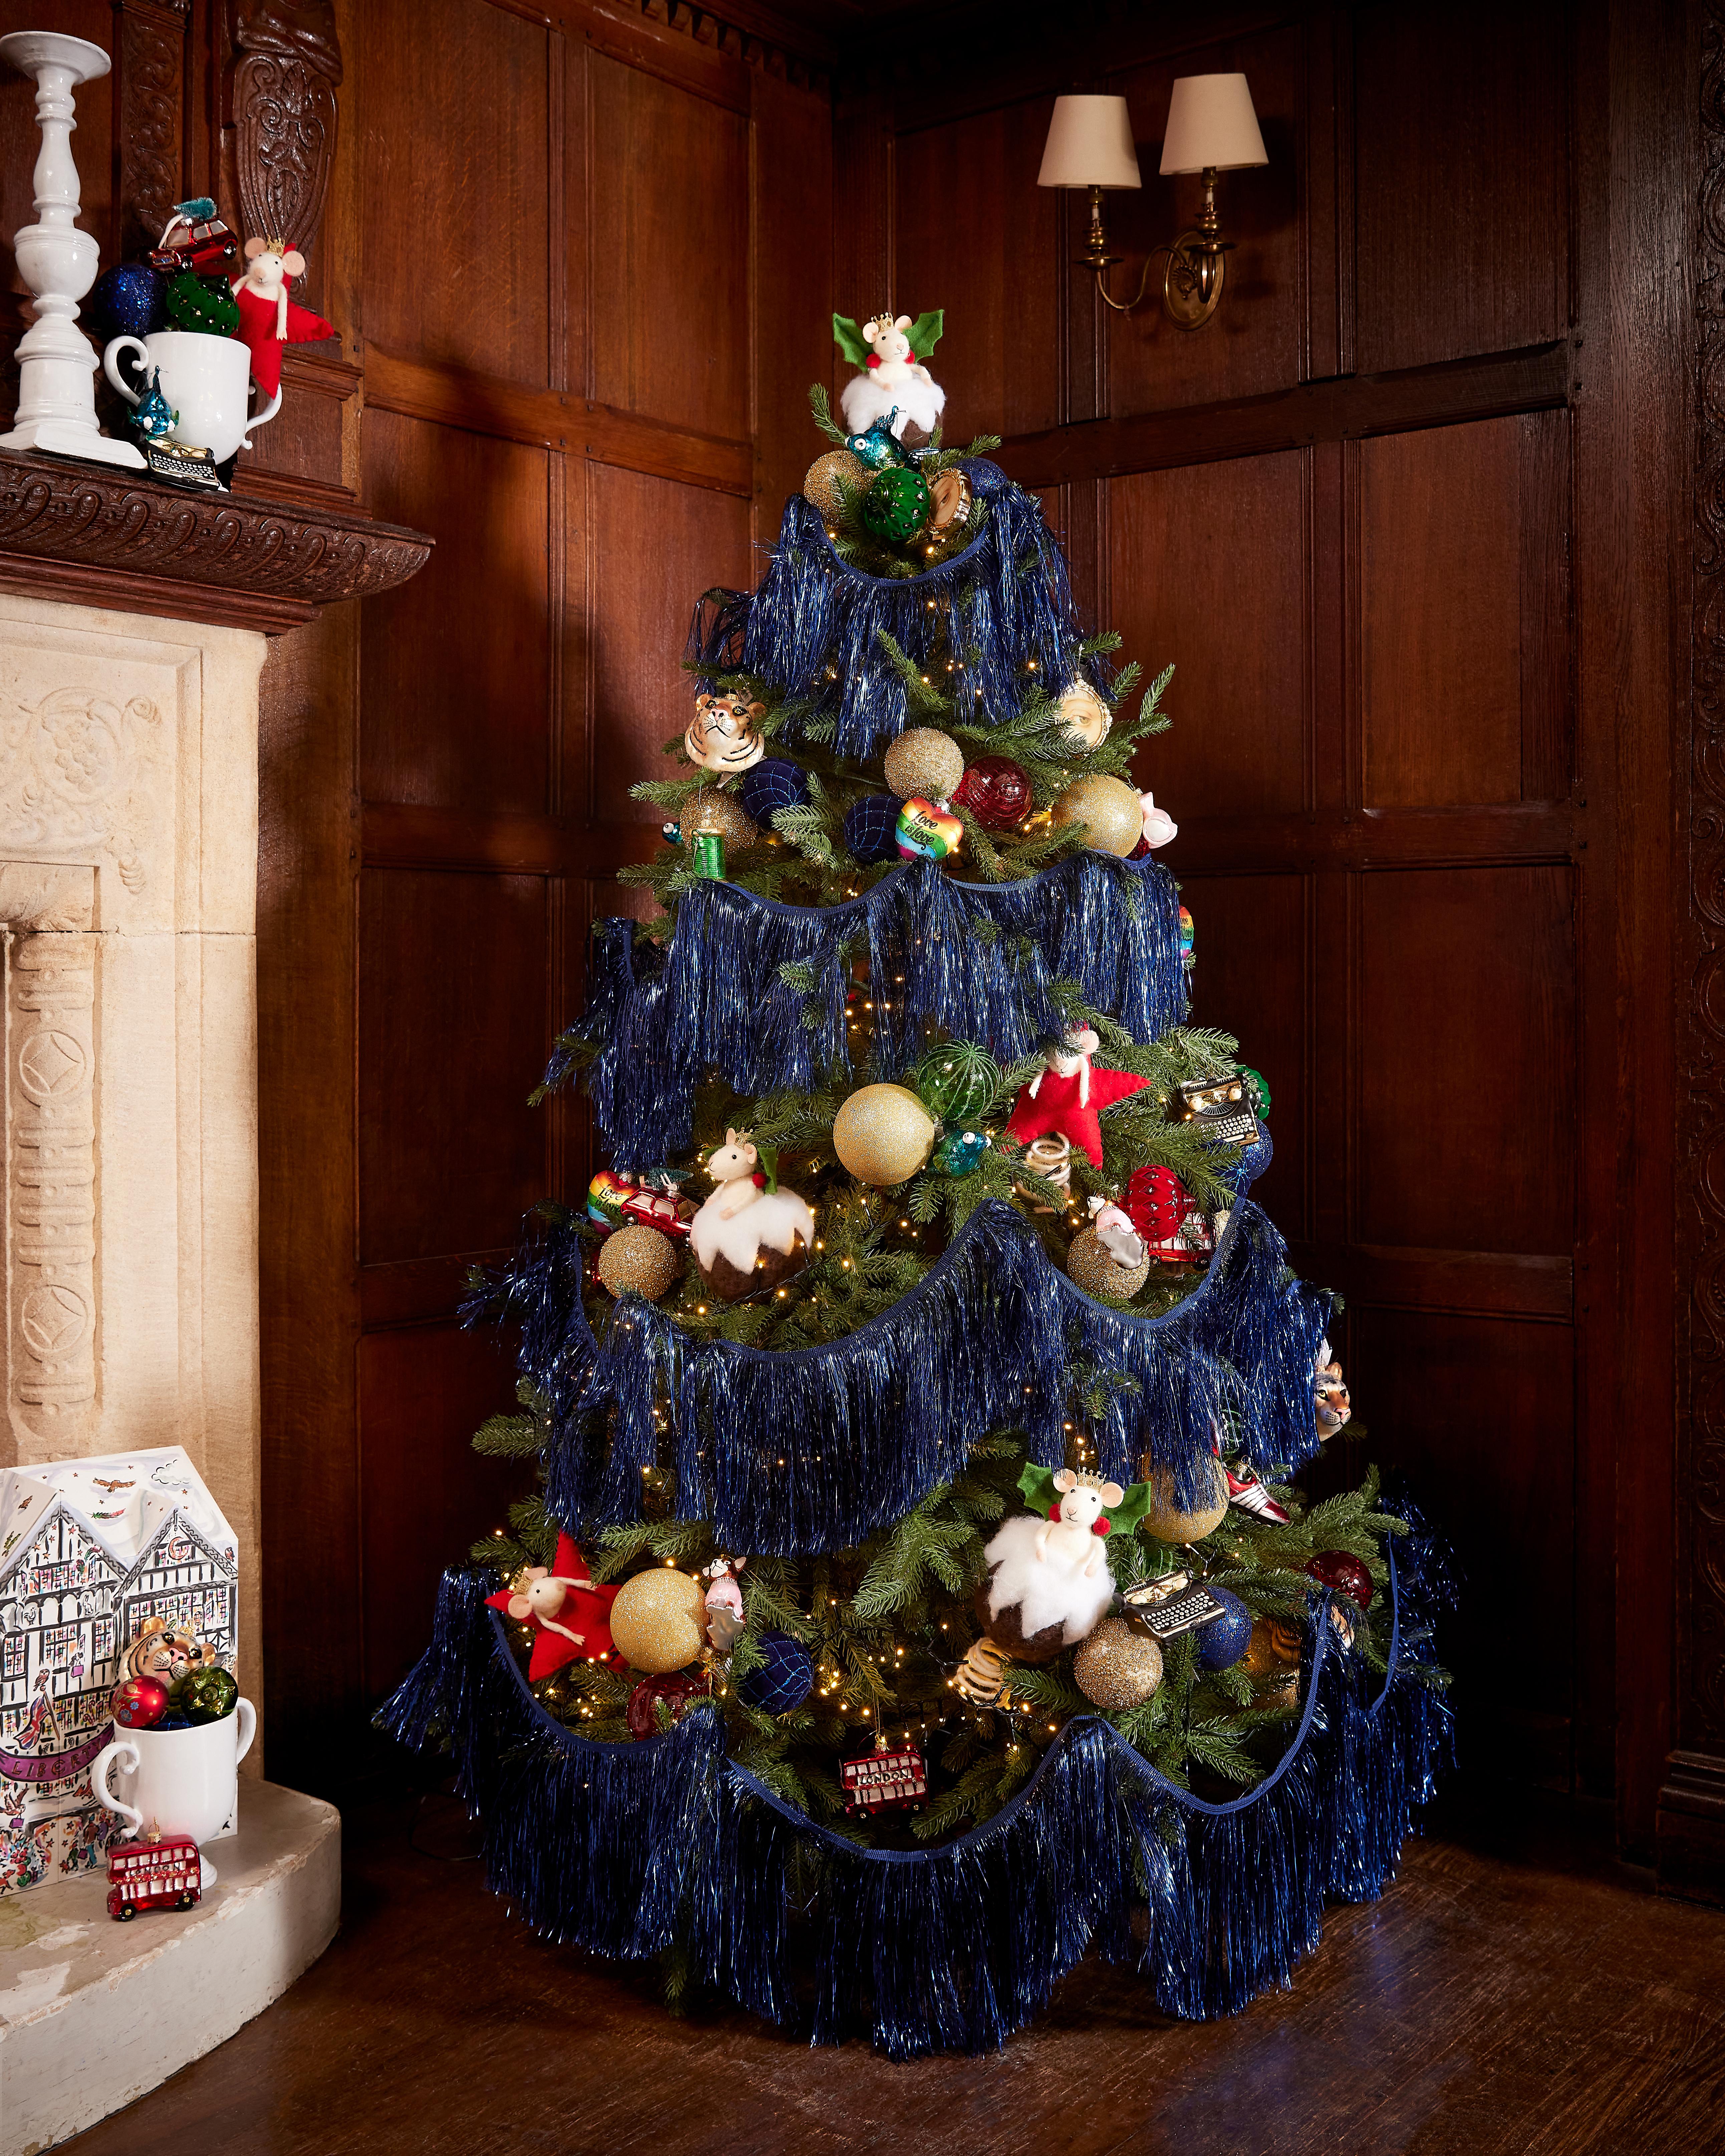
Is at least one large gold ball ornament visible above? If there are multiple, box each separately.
[682,790,759,854]
[1056,679,1113,749]
[804,448,869,523]
[1139,1454,1230,1544]
[832,1083,937,1186]
[608,1568,709,1674]
[1066,1226,1151,1303]
[596,1224,679,1301]
[1052,774,1144,857]
[1072,1617,1164,1709]
[883,728,965,803]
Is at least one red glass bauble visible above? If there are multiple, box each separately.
[626,1670,711,1740]
[953,756,1033,832]
[1125,1164,1188,1241]
[111,1674,170,1730]
[1306,1550,1375,1609]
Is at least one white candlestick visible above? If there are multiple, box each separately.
[0,31,145,468]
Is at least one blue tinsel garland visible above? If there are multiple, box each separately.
[379,1531,1453,2056]
[472,1159,1333,1556]
[553,851,1186,1173]
[688,462,1108,759]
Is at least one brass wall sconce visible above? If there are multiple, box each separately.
[1037,78,1267,329]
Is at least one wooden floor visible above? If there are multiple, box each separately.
[62,1778,1725,2156]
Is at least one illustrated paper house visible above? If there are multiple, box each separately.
[0,1449,237,1894]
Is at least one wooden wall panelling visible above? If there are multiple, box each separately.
[359,412,554,812]
[1109,450,1310,820]
[1351,0,1569,373]
[751,63,834,537]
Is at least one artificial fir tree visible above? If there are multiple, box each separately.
[384,309,1453,2053]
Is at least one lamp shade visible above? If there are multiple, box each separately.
[1159,73,1268,174]
[1037,95,1142,190]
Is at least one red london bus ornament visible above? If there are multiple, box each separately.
[106,1825,203,1920]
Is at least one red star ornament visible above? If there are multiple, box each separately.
[1004,1062,1151,1168]
[231,282,335,399]
[485,1532,623,1681]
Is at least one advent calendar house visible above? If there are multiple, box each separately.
[0,1451,236,1893]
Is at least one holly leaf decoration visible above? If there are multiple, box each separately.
[907,310,945,359]
[754,1138,781,1194]
[1107,1479,1154,1535]
[833,314,872,366]
[1017,1460,1059,1516]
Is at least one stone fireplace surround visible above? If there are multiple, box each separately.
[0,448,431,2152]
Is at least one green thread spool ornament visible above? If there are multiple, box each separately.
[861,465,931,545]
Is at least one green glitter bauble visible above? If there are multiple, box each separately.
[178,1665,238,1724]
[1239,1065,1271,1118]
[163,270,240,337]
[860,465,931,545]
[914,1041,1000,1128]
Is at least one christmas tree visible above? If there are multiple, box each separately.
[384,309,1454,2054]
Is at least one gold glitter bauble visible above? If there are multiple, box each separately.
[682,790,759,853]
[608,1569,709,1674]
[1139,1455,1230,1543]
[1072,1617,1164,1708]
[1056,679,1113,749]
[1052,774,1143,857]
[1066,1226,1151,1303]
[883,728,964,803]
[596,1224,679,1301]
[804,448,870,522]
[832,1083,938,1186]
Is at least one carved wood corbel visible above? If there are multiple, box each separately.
[224,0,342,260]
[112,0,193,259]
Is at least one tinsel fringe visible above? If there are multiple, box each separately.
[688,464,1107,759]
[474,1169,1333,1556]
[554,852,1186,1172]
[379,1534,1453,2056]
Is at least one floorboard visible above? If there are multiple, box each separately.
[59,1783,1725,2156]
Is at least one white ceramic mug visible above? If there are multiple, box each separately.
[91,1700,256,1886]
[101,330,281,461]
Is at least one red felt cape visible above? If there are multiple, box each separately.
[485,1531,622,1681]
[1004,1063,1151,1168]
[231,282,336,398]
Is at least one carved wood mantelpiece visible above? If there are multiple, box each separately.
[0,449,432,635]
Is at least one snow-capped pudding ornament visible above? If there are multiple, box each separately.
[685,689,765,774]
[833,309,946,445]
[956,1465,1154,1701]
[689,1128,816,1302]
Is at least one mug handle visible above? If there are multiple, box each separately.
[240,382,283,450]
[91,1737,143,1836]
[101,336,149,408]
[233,1697,256,1768]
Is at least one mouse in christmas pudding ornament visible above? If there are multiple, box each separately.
[833,309,946,446]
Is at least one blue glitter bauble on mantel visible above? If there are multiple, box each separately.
[736,1630,814,1715]
[87,262,165,342]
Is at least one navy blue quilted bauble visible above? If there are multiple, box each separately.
[737,757,810,824]
[88,262,165,342]
[843,793,902,864]
[737,1630,814,1715]
[1195,1586,1253,1671]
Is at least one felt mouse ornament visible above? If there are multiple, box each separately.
[485,1532,623,1681]
[1004,1028,1152,1169]
[230,236,334,398]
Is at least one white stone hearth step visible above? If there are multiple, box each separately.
[0,1779,339,2154]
